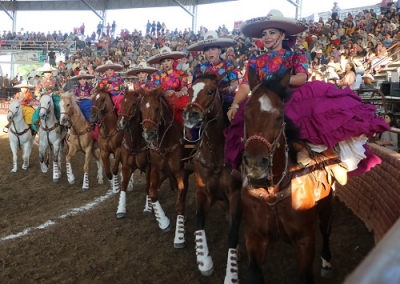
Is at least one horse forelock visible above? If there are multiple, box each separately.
[260,78,292,102]
[195,73,217,81]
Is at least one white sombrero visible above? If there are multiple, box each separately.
[69,70,95,81]
[187,31,237,51]
[240,9,308,38]
[147,46,185,65]
[13,80,34,88]
[36,63,58,72]
[362,73,374,80]
[126,60,158,76]
[95,60,124,73]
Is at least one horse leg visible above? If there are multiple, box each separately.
[39,143,48,173]
[246,231,269,284]
[150,169,170,231]
[116,164,132,219]
[82,148,92,191]
[111,152,121,193]
[194,182,214,276]
[143,165,153,215]
[92,148,103,184]
[102,151,113,190]
[318,195,333,278]
[294,230,316,284]
[9,139,18,173]
[52,143,61,183]
[127,173,135,191]
[65,145,77,184]
[173,171,189,249]
[22,135,34,170]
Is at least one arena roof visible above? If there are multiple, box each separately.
[1,0,237,11]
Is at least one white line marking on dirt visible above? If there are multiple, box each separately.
[0,190,114,242]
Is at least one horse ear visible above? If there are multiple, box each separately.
[247,66,259,91]
[280,69,292,88]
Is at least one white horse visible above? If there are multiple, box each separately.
[6,99,35,172]
[59,92,104,190]
[38,93,63,182]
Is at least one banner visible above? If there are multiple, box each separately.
[12,52,42,63]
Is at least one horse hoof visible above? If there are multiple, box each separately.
[82,187,89,192]
[200,266,214,276]
[22,165,28,170]
[53,178,60,183]
[174,242,185,249]
[10,169,17,173]
[321,267,333,278]
[116,212,126,219]
[68,179,75,185]
[142,210,152,216]
[112,188,120,194]
[161,225,171,232]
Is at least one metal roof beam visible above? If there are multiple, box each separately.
[80,0,104,21]
[0,0,15,21]
[172,0,194,17]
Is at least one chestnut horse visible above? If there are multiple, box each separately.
[183,73,242,282]
[90,87,123,193]
[140,87,191,249]
[241,68,334,283]
[59,92,104,191]
[116,88,152,218]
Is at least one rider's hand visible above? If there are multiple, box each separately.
[227,107,238,122]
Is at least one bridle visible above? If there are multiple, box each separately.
[7,105,30,149]
[118,96,140,130]
[242,83,289,188]
[90,92,120,139]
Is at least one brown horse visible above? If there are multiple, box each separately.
[59,92,103,190]
[140,87,191,248]
[116,88,152,218]
[182,73,242,282]
[90,86,124,193]
[241,68,334,284]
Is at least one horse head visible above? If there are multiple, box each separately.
[118,88,145,131]
[90,86,113,126]
[59,92,77,127]
[242,67,293,180]
[39,93,55,121]
[183,72,223,130]
[7,99,23,123]
[140,87,172,144]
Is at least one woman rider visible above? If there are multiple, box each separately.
[187,31,239,126]
[69,70,95,121]
[125,60,157,90]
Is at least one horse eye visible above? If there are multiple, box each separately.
[207,90,214,95]
[155,107,160,113]
[67,104,70,107]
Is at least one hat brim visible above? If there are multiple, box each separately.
[95,64,124,73]
[187,39,237,51]
[240,17,307,37]
[69,74,95,81]
[37,66,58,72]
[147,52,185,64]
[13,83,35,88]
[126,67,158,76]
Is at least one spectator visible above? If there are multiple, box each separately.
[332,2,341,20]
[382,33,394,49]
[111,21,117,36]
[337,62,356,89]
[375,113,398,152]
[96,21,103,39]
[360,73,375,88]
[48,49,56,67]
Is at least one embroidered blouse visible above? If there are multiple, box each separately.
[134,80,156,90]
[72,83,94,99]
[152,69,188,91]
[193,60,238,90]
[14,90,33,106]
[97,72,125,96]
[35,76,58,96]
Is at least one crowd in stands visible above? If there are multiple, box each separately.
[1,1,400,92]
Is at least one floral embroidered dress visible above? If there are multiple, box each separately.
[32,76,61,132]
[134,80,155,90]
[152,69,188,124]
[72,83,94,121]
[224,48,390,175]
[14,90,34,125]
[97,72,125,115]
[193,60,239,125]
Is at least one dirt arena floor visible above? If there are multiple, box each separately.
[0,114,375,284]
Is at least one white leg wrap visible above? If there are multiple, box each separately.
[112,174,120,193]
[66,162,75,184]
[173,215,185,248]
[11,161,17,173]
[96,161,103,184]
[195,230,214,275]
[143,195,153,214]
[22,159,29,170]
[117,191,126,215]
[40,162,48,173]
[152,201,170,231]
[128,174,134,191]
[82,172,89,190]
[224,248,239,284]
[53,163,60,181]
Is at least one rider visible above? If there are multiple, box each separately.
[69,70,95,121]
[31,63,61,132]
[187,30,239,126]
[224,10,390,185]
[125,60,157,90]
[147,46,188,125]
[95,60,125,115]
[3,80,35,133]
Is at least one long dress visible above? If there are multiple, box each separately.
[71,83,94,121]
[224,48,390,175]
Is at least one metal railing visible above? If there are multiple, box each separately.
[363,42,400,75]
[0,40,76,53]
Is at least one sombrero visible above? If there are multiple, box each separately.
[147,46,185,64]
[69,70,95,81]
[240,9,308,38]
[125,61,158,76]
[36,63,58,72]
[187,31,237,51]
[13,80,34,88]
[362,73,374,80]
[95,60,124,73]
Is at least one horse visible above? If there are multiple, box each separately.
[115,88,152,218]
[38,93,63,182]
[90,86,124,193]
[241,68,334,283]
[182,73,242,282]
[6,99,35,172]
[140,87,191,248]
[59,92,104,191]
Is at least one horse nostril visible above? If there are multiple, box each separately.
[189,112,200,120]
[259,157,269,168]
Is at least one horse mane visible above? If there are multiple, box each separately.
[195,73,218,82]
[260,76,292,102]
[145,87,174,123]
